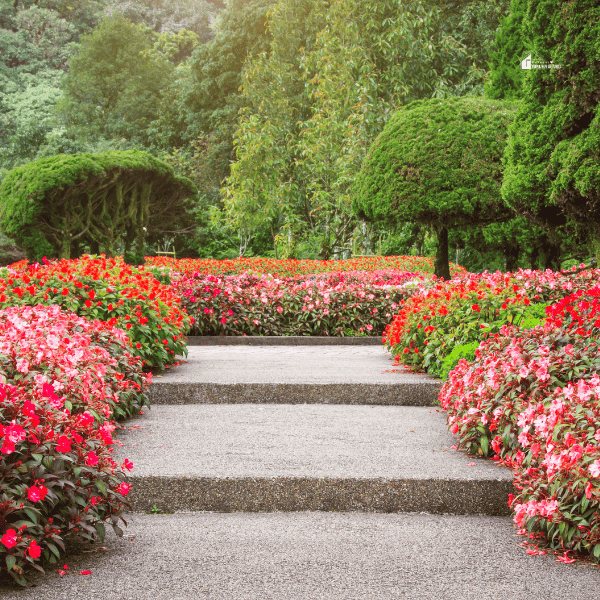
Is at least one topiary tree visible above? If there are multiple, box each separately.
[0,150,197,261]
[352,96,519,279]
[501,0,600,262]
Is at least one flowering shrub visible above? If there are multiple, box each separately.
[1,256,192,370]
[0,305,148,585]
[144,255,467,278]
[440,285,600,561]
[384,267,600,376]
[172,270,425,336]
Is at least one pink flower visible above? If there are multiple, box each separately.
[1,529,17,549]
[16,358,29,373]
[122,459,133,471]
[589,460,600,478]
[80,570,92,575]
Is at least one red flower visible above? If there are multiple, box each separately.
[56,435,72,453]
[471,304,480,312]
[85,299,92,308]
[86,451,99,467]
[27,484,48,502]
[1,529,17,549]
[28,540,42,559]
[117,482,132,496]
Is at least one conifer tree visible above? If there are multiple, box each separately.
[485,0,529,101]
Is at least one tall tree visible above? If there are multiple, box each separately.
[484,0,528,100]
[223,0,322,257]
[56,15,181,146]
[223,0,512,259]
[501,0,600,261]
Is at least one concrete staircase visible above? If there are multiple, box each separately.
[8,339,600,600]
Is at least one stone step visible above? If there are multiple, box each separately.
[113,404,513,516]
[10,512,600,599]
[150,346,442,406]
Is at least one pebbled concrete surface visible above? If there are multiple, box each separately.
[113,405,513,515]
[4,512,600,600]
[150,346,442,405]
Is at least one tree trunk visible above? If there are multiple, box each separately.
[434,225,451,280]
[529,245,540,270]
[89,239,100,255]
[72,238,81,258]
[542,241,561,271]
[590,230,600,267]
[504,244,520,273]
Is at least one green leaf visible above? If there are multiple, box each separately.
[5,555,16,572]
[46,542,61,559]
[24,508,38,524]
[480,435,489,456]
[95,480,107,496]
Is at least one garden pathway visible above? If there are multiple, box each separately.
[9,339,600,600]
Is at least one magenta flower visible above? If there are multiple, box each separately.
[28,540,42,559]
[1,529,17,549]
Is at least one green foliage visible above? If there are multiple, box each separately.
[501,0,600,261]
[0,150,197,261]
[353,96,519,278]
[485,0,528,100]
[438,341,479,381]
[223,0,512,261]
[57,15,176,146]
[437,301,549,380]
[103,0,217,41]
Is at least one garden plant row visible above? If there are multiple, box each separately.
[0,254,600,584]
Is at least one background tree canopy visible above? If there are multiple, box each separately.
[0,0,597,271]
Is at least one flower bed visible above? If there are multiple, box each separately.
[0,304,149,585]
[440,283,600,562]
[172,270,426,337]
[144,255,467,278]
[384,267,600,378]
[1,256,192,370]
